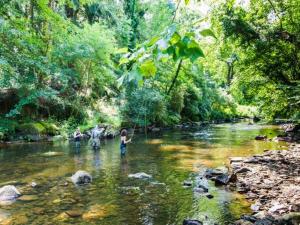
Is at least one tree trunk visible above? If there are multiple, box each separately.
[167,59,183,95]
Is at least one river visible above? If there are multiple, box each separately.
[0,123,288,225]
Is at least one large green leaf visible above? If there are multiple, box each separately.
[184,0,190,5]
[139,60,157,78]
[147,36,160,47]
[117,74,126,88]
[119,57,130,65]
[169,32,181,45]
[116,48,128,54]
[200,29,217,39]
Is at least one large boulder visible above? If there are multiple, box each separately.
[71,171,92,185]
[0,185,21,201]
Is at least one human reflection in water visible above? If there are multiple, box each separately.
[93,149,101,170]
[72,147,84,169]
[120,155,128,174]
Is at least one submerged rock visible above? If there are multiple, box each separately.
[193,184,208,193]
[71,170,92,185]
[0,185,21,201]
[18,195,38,202]
[82,204,116,221]
[42,151,64,157]
[183,219,203,225]
[255,135,267,141]
[128,172,152,179]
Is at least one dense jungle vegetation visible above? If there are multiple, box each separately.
[0,0,299,139]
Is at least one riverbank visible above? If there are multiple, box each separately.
[230,143,300,224]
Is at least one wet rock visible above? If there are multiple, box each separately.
[205,193,214,199]
[235,167,251,173]
[244,157,259,163]
[204,167,228,178]
[65,210,83,218]
[234,219,253,225]
[183,180,192,187]
[255,135,267,141]
[31,182,37,188]
[280,212,300,225]
[71,170,92,185]
[0,185,21,201]
[197,184,208,193]
[241,215,257,223]
[183,219,203,225]
[230,157,245,163]
[254,217,275,225]
[128,172,152,179]
[273,134,292,142]
[215,173,237,185]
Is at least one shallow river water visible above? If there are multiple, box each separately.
[0,123,289,225]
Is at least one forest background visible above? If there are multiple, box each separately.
[0,0,299,140]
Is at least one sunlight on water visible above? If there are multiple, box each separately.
[0,123,288,225]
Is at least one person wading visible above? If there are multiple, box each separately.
[73,128,82,148]
[91,125,105,149]
[120,129,131,156]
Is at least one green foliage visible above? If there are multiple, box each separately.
[213,0,300,119]
[1,0,298,138]
[121,88,167,126]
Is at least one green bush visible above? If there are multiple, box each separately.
[17,123,46,135]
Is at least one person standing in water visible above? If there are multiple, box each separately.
[120,129,131,155]
[91,125,105,149]
[73,127,82,148]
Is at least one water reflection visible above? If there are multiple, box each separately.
[0,123,288,225]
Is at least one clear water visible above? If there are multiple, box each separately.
[0,123,288,225]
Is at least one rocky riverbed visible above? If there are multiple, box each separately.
[230,143,300,224]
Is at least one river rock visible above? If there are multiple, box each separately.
[71,170,92,185]
[205,193,214,199]
[230,157,245,163]
[31,182,37,188]
[204,168,227,178]
[128,172,152,179]
[214,173,237,185]
[236,167,251,173]
[0,185,21,201]
[18,195,38,202]
[183,219,203,225]
[65,209,83,218]
[255,135,267,140]
[183,180,192,187]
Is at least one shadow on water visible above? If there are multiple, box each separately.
[0,123,288,225]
